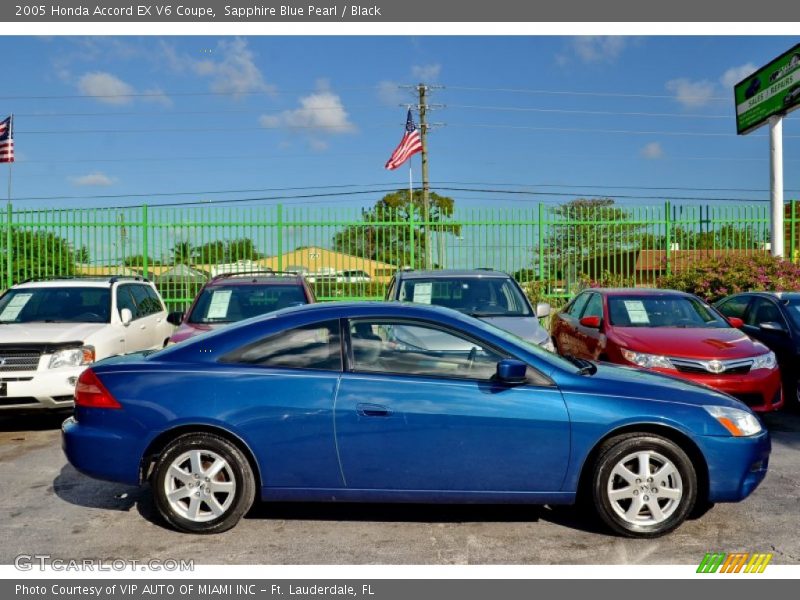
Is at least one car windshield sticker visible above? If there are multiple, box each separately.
[0,293,33,320]
[623,300,650,324]
[207,290,233,319]
[413,282,433,304]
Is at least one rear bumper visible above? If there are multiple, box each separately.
[61,416,143,485]
[698,430,771,502]
[652,366,783,412]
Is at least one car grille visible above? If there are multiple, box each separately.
[670,357,753,375]
[0,352,41,372]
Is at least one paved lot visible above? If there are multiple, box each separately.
[0,410,799,565]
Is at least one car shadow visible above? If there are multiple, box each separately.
[0,410,71,432]
[53,463,147,512]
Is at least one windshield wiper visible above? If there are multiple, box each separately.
[564,354,597,376]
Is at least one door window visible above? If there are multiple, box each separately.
[566,293,590,317]
[746,298,786,328]
[349,319,505,381]
[582,293,604,319]
[116,286,138,319]
[129,285,162,318]
[717,296,751,319]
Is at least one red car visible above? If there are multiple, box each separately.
[551,288,783,412]
[167,271,315,344]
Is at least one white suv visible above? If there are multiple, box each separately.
[0,276,174,410]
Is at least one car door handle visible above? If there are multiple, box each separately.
[356,403,392,417]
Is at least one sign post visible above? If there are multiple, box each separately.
[734,43,800,258]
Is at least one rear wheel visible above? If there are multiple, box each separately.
[152,433,255,534]
[591,434,696,538]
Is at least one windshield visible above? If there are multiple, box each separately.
[398,277,532,317]
[0,287,111,323]
[188,284,307,324]
[607,295,729,329]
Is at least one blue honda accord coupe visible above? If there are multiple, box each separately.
[62,302,770,537]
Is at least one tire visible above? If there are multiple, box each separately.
[591,433,697,538]
[152,433,255,534]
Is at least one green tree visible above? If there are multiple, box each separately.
[642,224,766,250]
[123,254,161,267]
[171,240,194,265]
[226,238,262,262]
[3,229,77,283]
[193,241,226,264]
[332,189,460,268]
[76,245,90,264]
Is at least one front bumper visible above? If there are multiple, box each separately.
[0,366,87,410]
[698,429,771,503]
[652,366,783,412]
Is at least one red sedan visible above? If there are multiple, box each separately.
[551,288,783,412]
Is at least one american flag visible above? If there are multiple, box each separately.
[385,109,422,170]
[0,116,13,163]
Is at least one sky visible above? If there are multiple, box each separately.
[2,35,800,212]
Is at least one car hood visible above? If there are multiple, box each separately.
[578,361,745,410]
[169,323,220,344]
[480,316,549,345]
[0,322,107,345]
[611,326,768,360]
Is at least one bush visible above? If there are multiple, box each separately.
[657,253,800,302]
[577,270,637,290]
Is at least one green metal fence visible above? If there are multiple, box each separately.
[1,200,796,310]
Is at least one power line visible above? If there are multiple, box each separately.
[450,123,797,138]
[446,85,729,102]
[448,104,731,120]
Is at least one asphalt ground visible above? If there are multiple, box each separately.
[0,409,798,565]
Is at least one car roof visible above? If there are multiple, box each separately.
[586,288,695,297]
[733,291,800,301]
[396,269,511,279]
[13,277,150,289]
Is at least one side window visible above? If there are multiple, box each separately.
[582,293,604,320]
[130,285,161,318]
[385,277,396,301]
[144,285,165,313]
[717,296,751,319]
[746,298,786,327]
[349,319,506,381]
[566,293,590,317]
[221,319,342,371]
[116,286,138,319]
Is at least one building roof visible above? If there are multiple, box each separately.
[396,269,510,279]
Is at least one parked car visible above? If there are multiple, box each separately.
[784,84,800,108]
[338,270,371,283]
[385,269,553,351]
[716,291,800,408]
[167,271,314,344]
[551,288,782,412]
[63,301,769,537]
[0,276,173,410]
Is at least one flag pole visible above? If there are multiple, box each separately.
[6,115,12,289]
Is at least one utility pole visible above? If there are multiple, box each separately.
[417,83,432,269]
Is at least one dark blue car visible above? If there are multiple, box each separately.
[62,302,770,537]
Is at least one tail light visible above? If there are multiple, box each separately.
[74,369,121,409]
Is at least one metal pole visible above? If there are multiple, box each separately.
[418,84,431,269]
[769,115,784,258]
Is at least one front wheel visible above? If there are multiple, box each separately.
[152,433,255,534]
[591,434,697,538]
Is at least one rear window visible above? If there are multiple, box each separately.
[188,284,307,324]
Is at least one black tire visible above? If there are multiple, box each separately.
[152,433,255,534]
[591,433,697,538]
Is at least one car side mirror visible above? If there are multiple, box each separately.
[579,315,601,329]
[727,317,744,329]
[759,321,787,334]
[535,302,551,318]
[495,359,528,385]
[166,311,184,326]
[120,308,133,326]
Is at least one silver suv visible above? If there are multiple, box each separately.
[385,269,553,351]
[0,276,174,410]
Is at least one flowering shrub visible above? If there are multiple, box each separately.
[657,253,800,302]
[578,271,637,290]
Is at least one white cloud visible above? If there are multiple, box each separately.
[260,84,355,134]
[720,63,757,89]
[77,72,134,105]
[142,87,173,107]
[172,37,274,98]
[665,78,716,108]
[640,142,664,160]
[411,64,441,81]
[568,36,627,63]
[70,172,115,187]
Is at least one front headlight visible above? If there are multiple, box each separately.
[48,346,95,369]
[704,405,762,437]
[620,348,675,369]
[541,338,556,353]
[751,351,777,370]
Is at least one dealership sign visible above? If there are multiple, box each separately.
[735,43,800,135]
